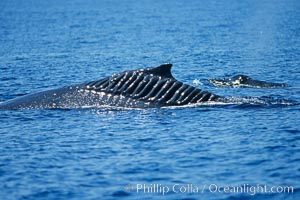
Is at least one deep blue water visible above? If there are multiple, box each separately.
[0,0,300,199]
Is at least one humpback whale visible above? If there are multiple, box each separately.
[208,75,288,88]
[0,64,220,109]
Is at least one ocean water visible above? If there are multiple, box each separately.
[0,0,299,199]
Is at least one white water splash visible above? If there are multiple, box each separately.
[192,79,203,86]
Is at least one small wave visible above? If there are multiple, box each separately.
[220,96,299,106]
[79,105,145,111]
[161,96,298,110]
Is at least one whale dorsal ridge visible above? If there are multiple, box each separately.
[146,63,174,79]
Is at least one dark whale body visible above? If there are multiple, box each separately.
[0,64,220,109]
[208,75,288,88]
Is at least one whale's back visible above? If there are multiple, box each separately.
[0,64,220,109]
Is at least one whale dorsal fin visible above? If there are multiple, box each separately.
[146,63,174,79]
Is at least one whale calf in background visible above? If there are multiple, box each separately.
[0,64,220,109]
[208,75,288,88]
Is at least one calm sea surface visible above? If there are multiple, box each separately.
[0,0,299,199]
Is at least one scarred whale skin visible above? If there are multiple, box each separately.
[0,64,220,109]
